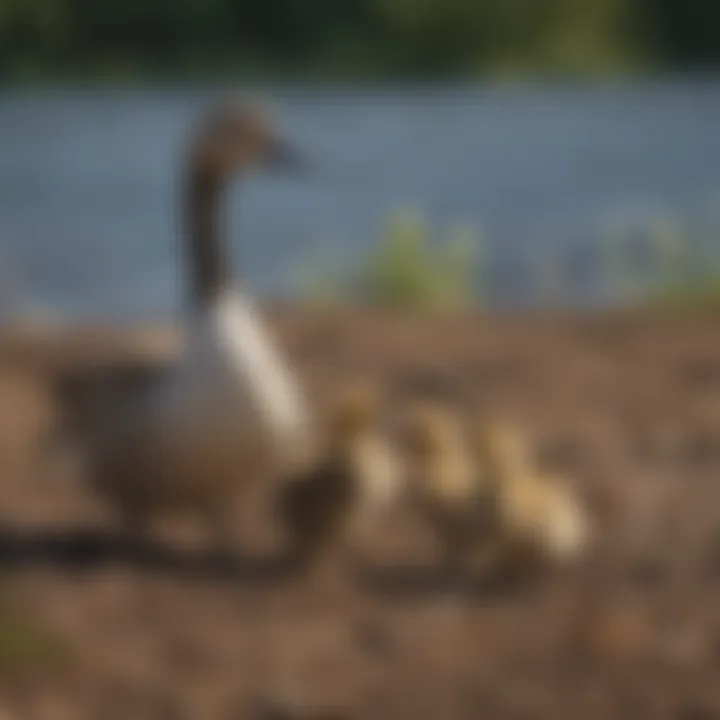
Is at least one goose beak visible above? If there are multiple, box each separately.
[264,137,312,173]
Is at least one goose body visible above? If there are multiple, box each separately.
[51,100,314,531]
[154,289,309,470]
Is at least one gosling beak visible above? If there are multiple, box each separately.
[264,137,312,173]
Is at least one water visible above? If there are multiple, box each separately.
[1,81,720,319]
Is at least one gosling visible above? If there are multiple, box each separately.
[475,421,591,573]
[404,403,491,575]
[276,384,402,569]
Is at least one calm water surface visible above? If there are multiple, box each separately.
[1,82,720,318]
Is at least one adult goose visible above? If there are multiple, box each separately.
[51,99,314,536]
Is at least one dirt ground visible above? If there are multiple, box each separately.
[1,307,720,719]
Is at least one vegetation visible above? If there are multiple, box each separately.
[0,594,67,677]
[0,0,718,81]
[301,207,720,311]
[355,212,479,310]
[601,213,720,310]
[0,617,66,675]
[654,279,720,310]
[301,210,480,310]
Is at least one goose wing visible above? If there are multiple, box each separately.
[49,358,172,443]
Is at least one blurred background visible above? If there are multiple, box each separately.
[1,0,720,319]
[2,7,720,717]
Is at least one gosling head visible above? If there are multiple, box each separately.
[326,383,379,446]
[188,98,307,183]
[404,403,462,460]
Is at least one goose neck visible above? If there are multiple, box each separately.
[185,169,233,309]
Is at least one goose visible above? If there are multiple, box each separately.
[50,99,314,540]
[404,402,491,574]
[474,421,590,572]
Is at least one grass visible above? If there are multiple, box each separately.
[0,577,67,679]
[0,601,68,677]
[301,209,481,310]
[298,205,720,312]
[626,213,720,309]
[653,277,720,310]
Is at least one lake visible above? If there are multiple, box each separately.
[1,81,720,319]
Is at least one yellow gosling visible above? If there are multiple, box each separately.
[475,421,591,571]
[276,383,402,567]
[405,402,490,572]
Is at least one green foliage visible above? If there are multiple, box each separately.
[653,277,720,310]
[0,591,68,677]
[597,209,720,310]
[0,0,714,80]
[356,211,478,309]
[601,214,687,303]
[301,210,480,310]
[300,206,720,312]
[0,615,66,675]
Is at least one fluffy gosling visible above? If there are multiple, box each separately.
[404,402,491,573]
[276,383,402,568]
[475,421,591,572]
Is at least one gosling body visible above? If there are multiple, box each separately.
[405,403,491,571]
[277,385,402,567]
[476,423,590,571]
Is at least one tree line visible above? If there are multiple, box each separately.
[0,0,718,80]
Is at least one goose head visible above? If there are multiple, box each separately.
[183,99,310,308]
[188,100,306,184]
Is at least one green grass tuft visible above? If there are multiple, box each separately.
[0,613,68,677]
[301,209,481,310]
